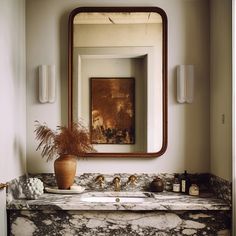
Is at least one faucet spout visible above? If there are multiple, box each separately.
[113,177,121,191]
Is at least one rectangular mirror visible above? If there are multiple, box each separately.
[68,7,168,157]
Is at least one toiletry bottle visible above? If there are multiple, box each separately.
[181,170,190,194]
[173,174,180,192]
[189,184,199,196]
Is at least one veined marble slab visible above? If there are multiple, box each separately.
[7,191,230,211]
[7,173,231,203]
[7,173,231,236]
[8,210,231,236]
[210,174,232,203]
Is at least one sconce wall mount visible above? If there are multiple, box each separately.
[177,65,194,104]
[38,65,56,103]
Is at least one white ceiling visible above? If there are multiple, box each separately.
[74,12,162,25]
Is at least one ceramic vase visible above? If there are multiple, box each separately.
[54,155,77,189]
[150,177,164,192]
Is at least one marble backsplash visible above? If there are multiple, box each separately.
[209,174,232,204]
[7,172,231,204]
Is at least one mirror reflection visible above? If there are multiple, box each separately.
[70,8,167,157]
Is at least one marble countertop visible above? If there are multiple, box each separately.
[7,190,230,211]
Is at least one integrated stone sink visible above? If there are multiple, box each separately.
[79,192,153,203]
[80,196,147,203]
[153,194,183,200]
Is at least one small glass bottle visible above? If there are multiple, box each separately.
[173,174,180,192]
[181,170,190,194]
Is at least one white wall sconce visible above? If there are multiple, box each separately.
[177,65,194,103]
[38,65,56,103]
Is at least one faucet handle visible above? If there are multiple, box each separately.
[95,175,105,188]
[127,175,137,186]
[113,176,121,183]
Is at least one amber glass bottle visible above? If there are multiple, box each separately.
[173,174,180,192]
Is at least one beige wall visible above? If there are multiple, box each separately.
[210,0,232,181]
[26,0,210,174]
[0,0,26,235]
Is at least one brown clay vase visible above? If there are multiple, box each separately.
[54,155,77,189]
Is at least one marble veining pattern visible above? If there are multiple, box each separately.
[7,190,230,211]
[6,175,27,203]
[9,210,231,236]
[210,174,232,204]
[7,173,231,200]
[7,173,232,236]
[27,173,176,192]
[26,173,212,192]
[7,173,231,211]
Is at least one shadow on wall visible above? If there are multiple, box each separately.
[59,11,70,126]
[14,136,26,174]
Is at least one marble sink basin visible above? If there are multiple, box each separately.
[153,194,183,199]
[80,196,146,203]
[79,192,153,203]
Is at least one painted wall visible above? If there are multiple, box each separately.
[26,0,210,174]
[210,0,232,181]
[0,0,26,235]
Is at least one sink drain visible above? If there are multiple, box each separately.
[115,197,120,202]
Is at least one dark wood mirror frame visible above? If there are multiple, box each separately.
[68,6,168,158]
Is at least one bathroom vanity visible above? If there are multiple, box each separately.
[7,173,231,236]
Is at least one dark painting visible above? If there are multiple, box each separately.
[90,78,135,144]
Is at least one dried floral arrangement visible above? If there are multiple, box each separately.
[35,121,96,161]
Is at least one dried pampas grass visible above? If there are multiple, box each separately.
[35,121,96,161]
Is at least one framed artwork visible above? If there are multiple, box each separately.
[90,77,135,144]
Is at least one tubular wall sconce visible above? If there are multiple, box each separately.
[38,65,56,103]
[177,65,194,103]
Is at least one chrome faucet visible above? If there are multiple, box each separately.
[113,177,121,191]
[95,175,105,189]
